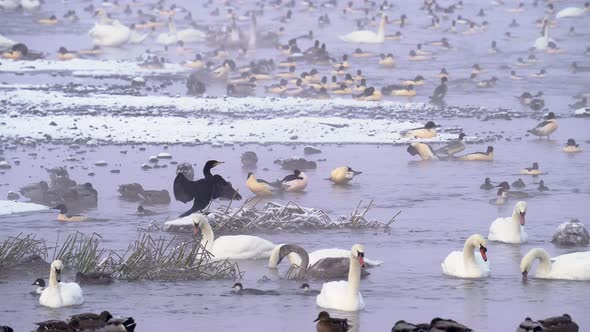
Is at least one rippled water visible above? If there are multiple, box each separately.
[1,0,590,331]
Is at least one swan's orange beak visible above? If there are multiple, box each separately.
[479,246,488,262]
[522,270,528,281]
[520,212,526,226]
[193,225,200,236]
[358,253,365,267]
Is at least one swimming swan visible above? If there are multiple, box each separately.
[556,3,589,19]
[39,260,84,308]
[534,17,555,51]
[340,14,386,44]
[316,244,366,311]
[488,201,528,243]
[88,11,130,47]
[520,248,590,280]
[441,234,490,278]
[192,214,276,260]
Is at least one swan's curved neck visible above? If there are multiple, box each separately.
[199,220,215,251]
[49,268,59,288]
[248,17,256,49]
[525,249,552,275]
[377,16,386,40]
[289,245,309,270]
[462,238,477,264]
[511,208,522,233]
[169,21,177,35]
[543,21,549,40]
[347,255,361,298]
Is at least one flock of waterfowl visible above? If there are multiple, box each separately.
[1,0,590,331]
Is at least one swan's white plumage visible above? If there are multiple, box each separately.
[488,201,528,243]
[89,20,130,47]
[556,7,587,18]
[521,248,590,280]
[194,214,276,260]
[316,244,366,311]
[39,260,84,308]
[441,234,490,278]
[340,14,386,44]
[177,28,206,43]
[20,0,40,10]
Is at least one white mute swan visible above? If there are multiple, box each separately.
[316,244,366,311]
[441,234,490,278]
[340,14,387,44]
[39,260,84,308]
[556,3,589,19]
[88,11,130,48]
[488,201,528,243]
[20,0,40,10]
[192,214,276,260]
[520,248,590,281]
[534,17,555,51]
[157,18,205,45]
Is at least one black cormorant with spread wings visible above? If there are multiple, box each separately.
[173,160,242,218]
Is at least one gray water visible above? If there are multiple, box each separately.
[1,0,590,331]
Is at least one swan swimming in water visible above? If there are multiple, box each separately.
[534,17,555,51]
[192,214,276,260]
[88,10,130,47]
[340,14,387,44]
[520,248,590,281]
[441,234,490,278]
[316,244,366,311]
[488,201,528,243]
[556,3,589,19]
[39,260,84,308]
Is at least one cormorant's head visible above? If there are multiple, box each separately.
[205,160,224,169]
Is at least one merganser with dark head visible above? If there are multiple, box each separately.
[231,283,279,295]
[521,162,542,175]
[330,166,361,185]
[246,173,280,197]
[528,112,558,139]
[53,204,88,222]
[403,121,439,139]
[563,139,582,153]
[512,179,526,189]
[456,146,494,161]
[496,182,529,199]
[480,178,494,190]
[538,180,549,192]
[436,133,466,156]
[407,142,439,161]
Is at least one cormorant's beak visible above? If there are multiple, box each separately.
[214,161,225,167]
[313,317,320,322]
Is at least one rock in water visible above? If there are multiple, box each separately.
[241,151,258,168]
[551,219,590,246]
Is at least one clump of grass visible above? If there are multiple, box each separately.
[51,232,110,274]
[111,234,242,281]
[190,200,401,233]
[0,233,46,269]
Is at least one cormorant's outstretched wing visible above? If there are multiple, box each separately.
[173,173,199,203]
[211,175,242,200]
